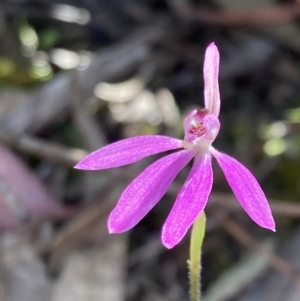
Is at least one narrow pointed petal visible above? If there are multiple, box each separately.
[75,135,183,170]
[162,153,213,249]
[211,148,275,231]
[204,43,220,117]
[108,150,194,233]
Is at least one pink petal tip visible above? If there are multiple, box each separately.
[211,148,275,231]
[162,153,213,248]
[74,135,182,170]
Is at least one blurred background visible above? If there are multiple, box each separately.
[1,0,300,300]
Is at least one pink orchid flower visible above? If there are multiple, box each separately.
[75,43,275,249]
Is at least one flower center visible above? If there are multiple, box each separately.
[183,109,220,153]
[188,123,206,137]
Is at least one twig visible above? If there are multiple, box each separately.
[209,193,300,218]
[48,185,122,265]
[168,0,300,26]
[70,74,107,151]
[0,130,87,166]
[221,217,300,286]
[202,241,273,301]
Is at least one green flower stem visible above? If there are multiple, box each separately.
[188,212,206,301]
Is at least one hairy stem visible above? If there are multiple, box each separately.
[188,212,206,301]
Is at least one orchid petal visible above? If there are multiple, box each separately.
[162,153,213,249]
[108,150,194,233]
[75,135,183,170]
[211,148,275,231]
[204,43,220,117]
